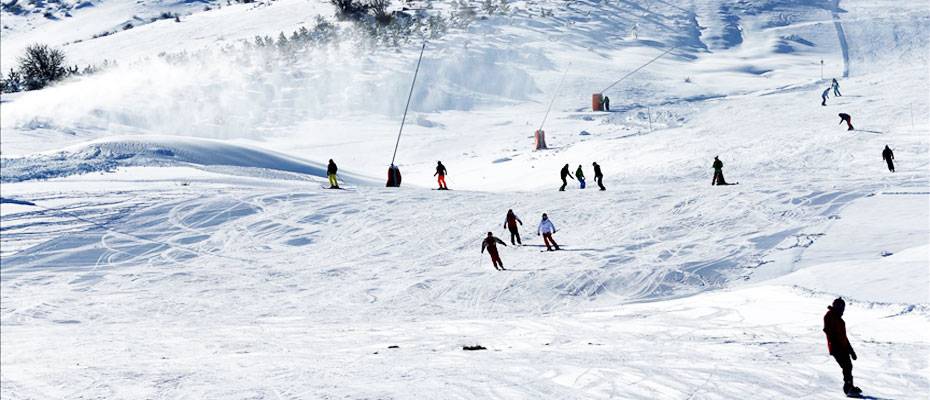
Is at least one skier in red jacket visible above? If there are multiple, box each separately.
[823,298,861,396]
[481,232,507,271]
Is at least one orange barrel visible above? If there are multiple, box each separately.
[592,93,603,112]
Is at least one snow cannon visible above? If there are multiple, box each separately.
[592,93,603,112]
[534,130,548,150]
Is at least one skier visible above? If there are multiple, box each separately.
[832,78,842,96]
[559,164,575,191]
[434,161,448,190]
[838,113,854,131]
[481,232,507,271]
[503,209,523,245]
[593,162,606,191]
[823,298,862,397]
[821,87,830,106]
[575,165,586,189]
[882,145,895,172]
[386,164,402,187]
[327,159,340,189]
[711,156,734,186]
[537,213,560,251]
[603,96,611,112]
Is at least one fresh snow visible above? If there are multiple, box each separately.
[2,0,929,398]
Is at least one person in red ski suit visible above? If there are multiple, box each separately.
[823,298,861,396]
[481,232,507,271]
[434,161,448,190]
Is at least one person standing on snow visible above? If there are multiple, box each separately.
[823,298,862,397]
[882,145,895,172]
[481,232,508,271]
[603,96,611,112]
[434,161,448,190]
[821,87,830,106]
[575,165,586,189]
[537,213,560,251]
[838,113,854,131]
[711,156,733,186]
[327,159,340,189]
[503,209,524,245]
[559,164,575,191]
[593,162,606,191]
[832,78,842,97]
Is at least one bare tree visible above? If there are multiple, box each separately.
[17,44,68,90]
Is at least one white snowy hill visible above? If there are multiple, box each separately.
[1,0,928,398]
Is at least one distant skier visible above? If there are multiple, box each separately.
[559,164,575,191]
[434,161,448,190]
[821,87,830,106]
[711,156,735,186]
[838,113,854,131]
[823,298,862,397]
[481,232,507,271]
[537,213,560,251]
[575,165,586,189]
[327,159,340,189]
[603,96,611,112]
[503,209,524,245]
[593,162,606,190]
[832,78,842,96]
[882,145,895,172]
[386,164,402,187]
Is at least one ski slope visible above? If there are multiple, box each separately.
[2,0,929,398]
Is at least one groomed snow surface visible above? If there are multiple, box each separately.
[2,0,929,398]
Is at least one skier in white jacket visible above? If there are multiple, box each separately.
[537,213,560,251]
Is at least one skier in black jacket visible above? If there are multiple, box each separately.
[434,161,448,190]
[559,164,575,191]
[882,145,895,172]
[593,162,605,190]
[327,159,339,189]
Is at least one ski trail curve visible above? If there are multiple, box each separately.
[831,0,851,78]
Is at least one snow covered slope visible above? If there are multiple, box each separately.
[1,0,928,398]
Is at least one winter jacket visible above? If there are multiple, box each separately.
[434,163,447,177]
[822,88,830,98]
[712,158,723,170]
[823,309,853,355]
[538,219,556,234]
[882,147,894,161]
[560,166,574,180]
[504,213,523,229]
[593,164,603,178]
[482,236,506,253]
[327,162,337,175]
[575,167,585,180]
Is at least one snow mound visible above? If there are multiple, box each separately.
[0,135,371,183]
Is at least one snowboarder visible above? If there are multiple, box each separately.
[593,162,606,191]
[882,145,895,172]
[481,232,507,271]
[386,164,402,187]
[327,159,340,189]
[832,78,842,97]
[537,213,560,251]
[503,209,524,245]
[603,96,611,112]
[575,165,586,189]
[821,87,830,106]
[559,164,575,191]
[838,113,854,131]
[823,298,862,397]
[711,156,734,186]
[434,161,448,190]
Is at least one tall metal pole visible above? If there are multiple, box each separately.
[820,59,824,81]
[390,42,426,166]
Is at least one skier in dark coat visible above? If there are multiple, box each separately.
[559,164,575,191]
[823,298,861,396]
[603,96,611,112]
[821,87,830,106]
[434,161,448,190]
[327,159,339,189]
[386,164,402,187]
[593,162,605,190]
[503,209,523,245]
[711,156,730,186]
[882,145,895,172]
[832,78,842,96]
[838,113,854,131]
[481,232,507,271]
